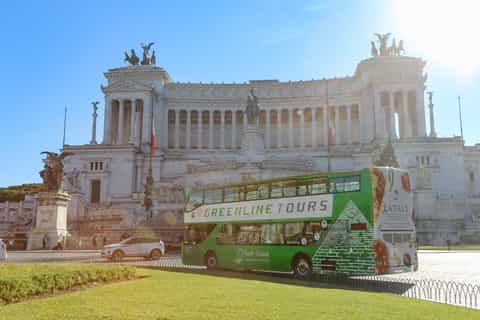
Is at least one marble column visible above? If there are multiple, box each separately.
[186,110,191,149]
[118,100,125,144]
[174,110,180,149]
[300,109,305,148]
[90,102,98,145]
[209,110,214,149]
[375,92,383,139]
[347,105,352,145]
[276,110,282,148]
[220,110,225,149]
[402,91,411,138]
[265,110,270,148]
[163,106,169,149]
[142,95,152,144]
[103,98,112,144]
[311,108,317,148]
[389,93,397,139]
[129,100,136,144]
[231,111,236,149]
[288,109,293,149]
[323,107,328,146]
[429,97,437,137]
[334,106,340,145]
[198,110,203,149]
[416,90,427,137]
[135,103,142,145]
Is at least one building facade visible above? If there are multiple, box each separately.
[2,44,480,247]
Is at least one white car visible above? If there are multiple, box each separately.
[101,237,165,262]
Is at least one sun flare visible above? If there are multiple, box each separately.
[393,0,480,76]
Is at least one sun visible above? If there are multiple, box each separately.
[393,0,480,76]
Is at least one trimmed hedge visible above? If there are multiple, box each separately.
[0,264,136,304]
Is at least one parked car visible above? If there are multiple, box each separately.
[101,237,165,262]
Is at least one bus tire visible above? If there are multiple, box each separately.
[205,251,218,269]
[292,254,312,279]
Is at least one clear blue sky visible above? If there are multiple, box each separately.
[1,0,479,187]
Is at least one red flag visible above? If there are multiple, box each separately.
[150,117,157,153]
[328,120,335,146]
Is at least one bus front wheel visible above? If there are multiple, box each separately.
[205,252,218,269]
[292,255,312,279]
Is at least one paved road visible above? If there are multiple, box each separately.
[385,250,480,284]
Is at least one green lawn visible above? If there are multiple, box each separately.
[1,267,478,320]
[0,269,480,320]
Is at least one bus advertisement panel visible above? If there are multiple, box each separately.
[182,167,417,277]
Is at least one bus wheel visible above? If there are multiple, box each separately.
[205,252,218,269]
[293,255,312,279]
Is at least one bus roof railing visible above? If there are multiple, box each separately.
[188,167,374,193]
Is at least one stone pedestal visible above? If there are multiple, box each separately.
[241,123,266,162]
[27,192,70,250]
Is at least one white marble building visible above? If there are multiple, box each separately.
[4,45,474,247]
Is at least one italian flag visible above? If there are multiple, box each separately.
[150,117,157,153]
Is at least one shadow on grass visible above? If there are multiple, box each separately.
[137,266,415,295]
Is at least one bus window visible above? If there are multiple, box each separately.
[217,224,237,244]
[245,184,258,200]
[205,188,222,204]
[260,223,285,244]
[184,224,216,244]
[297,182,309,196]
[309,178,328,195]
[284,222,304,244]
[283,180,297,197]
[236,225,261,245]
[258,184,270,199]
[383,233,394,244]
[329,177,346,193]
[186,191,203,212]
[224,187,243,202]
[393,233,403,244]
[270,182,283,198]
[344,176,361,192]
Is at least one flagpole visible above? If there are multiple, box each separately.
[62,107,67,147]
[143,101,155,218]
[458,96,464,142]
[326,79,331,172]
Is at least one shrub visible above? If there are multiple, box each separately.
[0,264,136,304]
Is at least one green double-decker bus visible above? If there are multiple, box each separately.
[182,167,418,277]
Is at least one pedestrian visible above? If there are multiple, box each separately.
[92,236,97,249]
[0,239,7,262]
[42,235,47,249]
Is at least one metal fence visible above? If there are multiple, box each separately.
[313,274,480,309]
[135,257,480,309]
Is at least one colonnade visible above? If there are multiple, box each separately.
[166,105,361,150]
[378,90,419,140]
[103,98,152,145]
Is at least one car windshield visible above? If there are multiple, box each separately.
[120,237,136,244]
